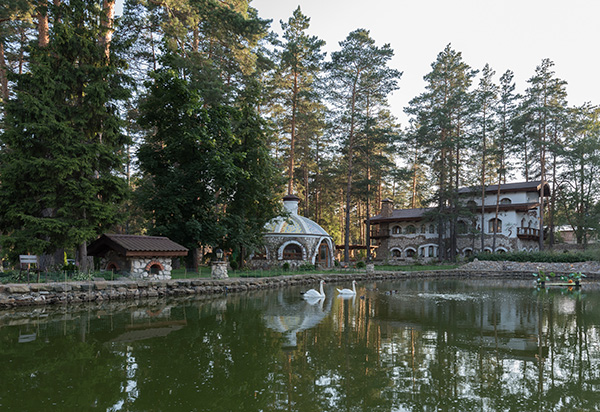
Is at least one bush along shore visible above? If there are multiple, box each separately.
[0,262,599,309]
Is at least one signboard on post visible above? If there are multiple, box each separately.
[19,255,38,282]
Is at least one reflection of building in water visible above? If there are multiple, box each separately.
[376,290,548,359]
[263,290,332,347]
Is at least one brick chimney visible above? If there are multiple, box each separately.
[381,198,393,218]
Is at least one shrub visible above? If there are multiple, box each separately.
[229,261,238,271]
[356,261,366,269]
[282,262,290,271]
[473,250,598,263]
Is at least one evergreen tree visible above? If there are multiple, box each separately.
[0,0,129,264]
[327,29,401,264]
[521,58,567,249]
[557,104,600,247]
[272,6,325,197]
[491,69,518,251]
[471,63,498,250]
[405,44,476,261]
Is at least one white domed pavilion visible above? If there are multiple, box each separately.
[249,194,335,269]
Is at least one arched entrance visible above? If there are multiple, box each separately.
[316,240,331,267]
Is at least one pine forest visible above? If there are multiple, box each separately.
[1,0,599,267]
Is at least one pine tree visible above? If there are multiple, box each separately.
[273,6,325,197]
[405,44,476,261]
[491,69,518,251]
[557,104,600,247]
[471,63,498,250]
[522,59,567,249]
[327,29,401,264]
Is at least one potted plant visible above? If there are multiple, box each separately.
[569,271,586,287]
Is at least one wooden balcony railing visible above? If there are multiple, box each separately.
[370,229,390,239]
[517,227,540,240]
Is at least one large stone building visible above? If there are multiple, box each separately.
[249,194,335,269]
[370,181,550,261]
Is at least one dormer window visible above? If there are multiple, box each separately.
[500,198,511,205]
[406,225,416,234]
[392,226,401,235]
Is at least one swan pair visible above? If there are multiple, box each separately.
[303,279,357,299]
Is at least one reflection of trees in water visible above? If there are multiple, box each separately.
[1,284,600,410]
[369,283,600,411]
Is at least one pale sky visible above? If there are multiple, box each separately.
[117,0,600,126]
[251,0,600,125]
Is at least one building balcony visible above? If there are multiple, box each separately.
[370,229,390,239]
[517,227,540,241]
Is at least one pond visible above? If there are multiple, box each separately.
[1,279,599,411]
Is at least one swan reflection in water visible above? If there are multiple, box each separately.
[264,290,332,348]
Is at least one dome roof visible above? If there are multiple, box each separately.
[265,196,332,237]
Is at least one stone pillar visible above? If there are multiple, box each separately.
[366,262,375,274]
[211,261,228,279]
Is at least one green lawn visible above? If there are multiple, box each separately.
[170,263,461,279]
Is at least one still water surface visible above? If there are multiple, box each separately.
[1,279,599,411]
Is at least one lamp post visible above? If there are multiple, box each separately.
[211,248,228,279]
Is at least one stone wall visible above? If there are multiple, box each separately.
[3,265,600,309]
[101,252,172,280]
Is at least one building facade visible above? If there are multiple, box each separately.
[249,194,335,269]
[370,181,550,262]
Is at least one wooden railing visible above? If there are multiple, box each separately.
[517,227,540,240]
[370,229,390,239]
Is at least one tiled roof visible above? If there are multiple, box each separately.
[371,208,436,223]
[88,234,189,257]
[457,180,550,196]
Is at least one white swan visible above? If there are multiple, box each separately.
[337,280,357,296]
[303,280,325,299]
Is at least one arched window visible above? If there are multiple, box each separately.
[406,225,416,234]
[392,226,401,235]
[283,244,303,260]
[488,218,502,233]
[500,198,512,204]
[149,263,161,275]
[421,224,426,234]
[106,262,119,272]
[428,245,437,257]
[464,248,473,257]
[405,248,416,258]
[429,224,435,234]
[391,249,401,258]
[467,200,477,209]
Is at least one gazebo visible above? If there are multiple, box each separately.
[249,194,335,269]
[87,234,188,279]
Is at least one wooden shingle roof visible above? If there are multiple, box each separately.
[87,234,188,258]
